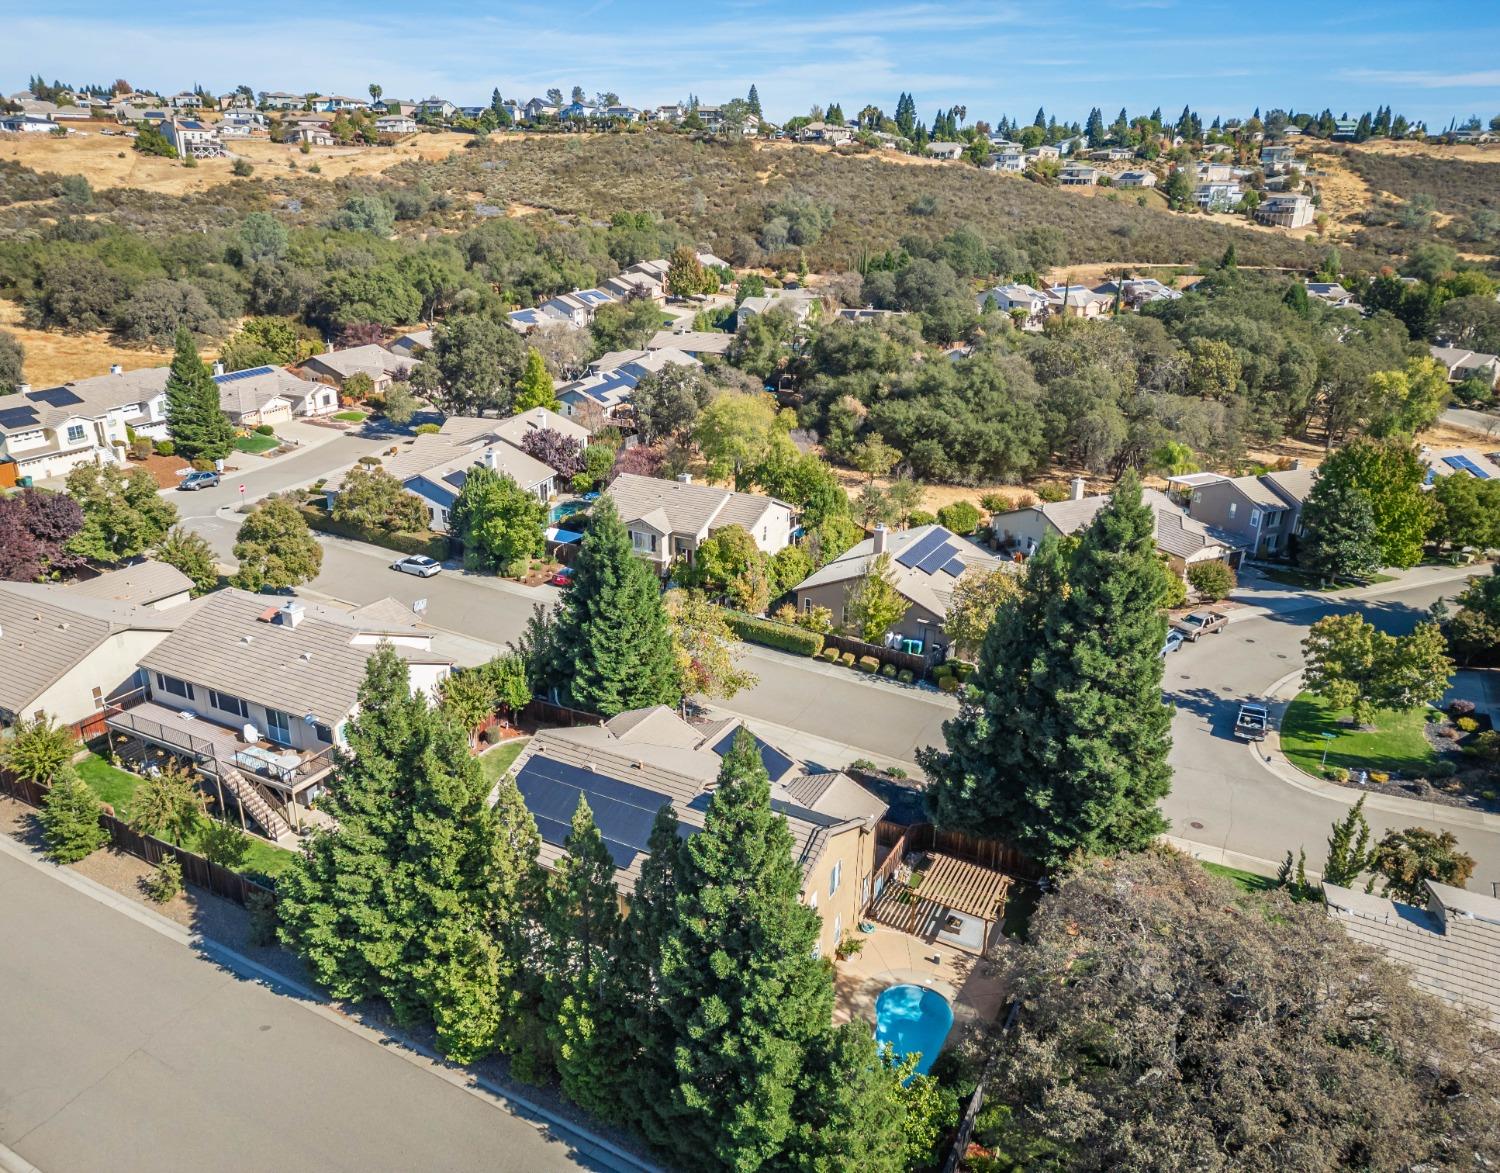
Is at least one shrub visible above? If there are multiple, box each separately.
[414,422,442,435]
[146,856,183,903]
[898,668,914,684]
[1425,709,1443,723]
[1456,716,1480,733]
[907,510,937,527]
[199,821,250,870]
[299,503,447,562]
[951,661,974,680]
[1429,760,1458,779]
[1187,559,1237,601]
[857,655,880,673]
[881,663,897,678]
[820,646,840,662]
[936,500,983,535]
[1448,699,1476,718]
[38,769,106,863]
[938,675,961,693]
[719,610,825,657]
[154,439,176,457]
[839,652,856,668]
[231,158,254,177]
[1326,767,1350,782]
[1369,771,1390,784]
[1034,482,1071,503]
[255,424,275,436]
[933,664,954,681]
[130,436,153,460]
[246,888,279,946]
[191,458,215,471]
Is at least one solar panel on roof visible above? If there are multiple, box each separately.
[515,755,683,871]
[710,729,796,781]
[32,387,83,407]
[940,555,968,577]
[1442,454,1491,480]
[0,406,41,429]
[895,528,947,569]
[915,541,960,575]
[213,366,275,384]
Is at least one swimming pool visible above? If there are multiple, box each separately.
[549,499,588,525]
[874,984,953,1076]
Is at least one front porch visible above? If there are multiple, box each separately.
[103,693,334,836]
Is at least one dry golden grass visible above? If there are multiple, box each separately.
[0,299,168,385]
[0,127,478,194]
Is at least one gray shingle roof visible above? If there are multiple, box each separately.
[1260,467,1317,506]
[213,366,321,418]
[1004,489,1224,560]
[794,524,1006,619]
[0,368,168,434]
[606,473,788,540]
[67,561,192,607]
[139,588,450,726]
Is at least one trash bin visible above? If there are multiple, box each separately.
[18,475,33,488]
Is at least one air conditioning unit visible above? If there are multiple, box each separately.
[242,724,260,743]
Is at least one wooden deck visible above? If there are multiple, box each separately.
[870,850,1012,950]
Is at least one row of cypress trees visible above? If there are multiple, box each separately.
[921,472,1174,867]
[277,646,943,1170]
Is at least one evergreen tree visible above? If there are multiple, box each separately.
[746,85,761,117]
[920,535,1068,834]
[1322,796,1374,887]
[1033,106,1046,130]
[541,797,627,1119]
[1085,106,1105,147]
[278,646,426,1003]
[164,326,234,461]
[38,766,106,863]
[513,348,558,412]
[786,1026,910,1172]
[548,498,682,715]
[1299,478,1381,584]
[658,730,832,1171]
[922,476,1172,867]
[617,805,688,1147]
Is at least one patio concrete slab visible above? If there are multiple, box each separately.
[832,922,1006,1037]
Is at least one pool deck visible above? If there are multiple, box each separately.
[833,921,1006,1036]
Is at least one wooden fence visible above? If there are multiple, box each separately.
[820,631,930,677]
[877,820,1043,881]
[522,697,604,729]
[0,769,275,909]
[940,1004,1018,1173]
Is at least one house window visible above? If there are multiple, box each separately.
[313,722,334,745]
[1227,502,1237,520]
[66,424,86,444]
[631,531,658,554]
[833,914,841,944]
[209,690,247,718]
[155,673,193,700]
[264,707,292,746]
[1249,509,1261,528]
[829,860,842,897]
[808,889,818,910]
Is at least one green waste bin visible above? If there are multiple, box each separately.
[18,475,33,488]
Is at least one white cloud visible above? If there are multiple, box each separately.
[1340,68,1500,88]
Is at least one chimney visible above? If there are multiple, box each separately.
[482,448,497,470]
[15,383,29,395]
[872,522,888,554]
[278,600,304,629]
[534,409,547,425]
[676,473,692,484]
[1070,476,1087,501]
[110,363,123,375]
[212,361,225,376]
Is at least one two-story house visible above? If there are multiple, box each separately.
[299,344,411,393]
[109,591,453,836]
[791,523,1007,657]
[0,365,169,481]
[607,473,794,572]
[1181,467,1317,559]
[503,706,888,958]
[1255,193,1315,229]
[164,118,223,158]
[977,283,1050,327]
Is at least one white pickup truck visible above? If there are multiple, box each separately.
[1234,702,1270,742]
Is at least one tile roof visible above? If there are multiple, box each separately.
[301,344,408,381]
[1003,489,1224,560]
[646,330,733,355]
[213,365,320,417]
[794,524,1007,619]
[606,472,787,539]
[66,561,192,607]
[1324,882,1500,1029]
[1260,467,1317,505]
[138,588,450,727]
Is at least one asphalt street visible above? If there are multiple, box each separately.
[0,848,599,1173]
[180,437,1500,887]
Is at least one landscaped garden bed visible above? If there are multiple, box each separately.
[1280,692,1498,812]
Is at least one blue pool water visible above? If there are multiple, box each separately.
[874,984,953,1076]
[549,499,588,525]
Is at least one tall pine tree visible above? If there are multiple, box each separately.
[548,498,681,715]
[658,730,831,1171]
[746,84,761,117]
[921,474,1173,867]
[164,326,234,461]
[541,797,627,1119]
[277,645,425,1002]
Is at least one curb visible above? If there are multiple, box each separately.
[0,1139,42,1173]
[0,831,660,1173]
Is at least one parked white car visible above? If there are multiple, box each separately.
[390,555,442,578]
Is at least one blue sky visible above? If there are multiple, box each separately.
[6,0,1498,128]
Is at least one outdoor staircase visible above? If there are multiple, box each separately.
[218,765,292,842]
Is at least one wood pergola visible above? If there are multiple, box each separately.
[871,851,1012,953]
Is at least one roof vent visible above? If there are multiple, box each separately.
[212,361,225,376]
[15,383,29,395]
[110,363,123,375]
[240,634,254,644]
[299,651,313,662]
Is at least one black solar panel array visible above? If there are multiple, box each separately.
[514,755,678,871]
[710,728,795,781]
[0,405,41,430]
[32,387,83,407]
[213,365,276,384]
[894,528,946,569]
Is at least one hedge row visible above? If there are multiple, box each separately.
[721,611,825,657]
[299,504,450,562]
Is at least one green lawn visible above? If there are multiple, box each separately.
[1202,861,1278,894]
[477,738,528,786]
[1258,567,1397,592]
[75,752,294,878]
[333,410,368,422]
[233,432,279,454]
[1280,691,1437,778]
